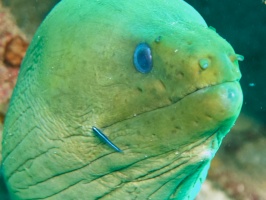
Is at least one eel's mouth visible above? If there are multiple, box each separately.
[102,79,241,130]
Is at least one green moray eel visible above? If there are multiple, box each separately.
[2,0,243,199]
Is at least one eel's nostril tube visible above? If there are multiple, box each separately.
[229,54,245,63]
[236,54,245,61]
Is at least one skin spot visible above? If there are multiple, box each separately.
[156,80,166,92]
[192,121,198,127]
[176,71,184,79]
[155,36,162,43]
[136,87,143,92]
[166,74,172,80]
[213,72,218,77]
[205,114,213,121]
[229,54,237,62]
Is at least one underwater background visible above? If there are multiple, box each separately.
[0,0,265,199]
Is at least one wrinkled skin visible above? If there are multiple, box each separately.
[2,0,243,199]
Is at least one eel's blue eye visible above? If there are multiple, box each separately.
[133,43,153,73]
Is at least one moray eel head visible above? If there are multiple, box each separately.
[2,0,243,199]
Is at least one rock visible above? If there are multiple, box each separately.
[2,0,60,39]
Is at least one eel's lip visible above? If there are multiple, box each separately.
[102,79,241,129]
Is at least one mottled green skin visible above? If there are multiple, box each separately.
[2,0,243,199]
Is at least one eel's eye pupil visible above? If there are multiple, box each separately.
[133,43,153,73]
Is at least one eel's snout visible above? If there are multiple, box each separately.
[155,26,244,107]
[197,81,243,124]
